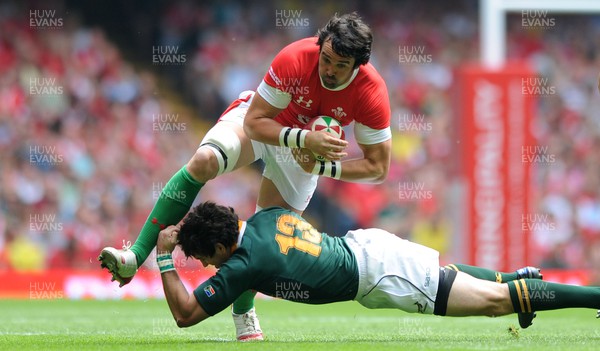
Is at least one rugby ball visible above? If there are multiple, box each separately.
[306,116,344,139]
[305,116,345,161]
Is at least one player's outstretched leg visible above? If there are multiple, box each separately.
[446,264,542,328]
[443,271,600,325]
[231,277,261,339]
[508,278,600,321]
[99,93,258,286]
[445,264,542,283]
[99,165,204,286]
[511,266,544,328]
[232,292,263,342]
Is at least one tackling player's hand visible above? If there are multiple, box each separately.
[157,225,180,253]
[304,130,348,161]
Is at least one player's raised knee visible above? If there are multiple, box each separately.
[187,147,220,182]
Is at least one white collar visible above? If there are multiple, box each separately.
[237,221,247,246]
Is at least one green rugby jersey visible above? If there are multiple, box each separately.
[193,207,358,316]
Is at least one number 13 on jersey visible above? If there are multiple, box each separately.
[275,214,322,257]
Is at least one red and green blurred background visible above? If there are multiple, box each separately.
[1,0,599,298]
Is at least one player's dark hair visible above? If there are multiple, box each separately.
[316,12,372,68]
[178,202,239,258]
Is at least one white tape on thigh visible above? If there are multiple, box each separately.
[199,124,242,176]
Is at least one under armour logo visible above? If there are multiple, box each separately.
[331,106,347,119]
[295,96,312,109]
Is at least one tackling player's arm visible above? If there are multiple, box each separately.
[157,225,209,328]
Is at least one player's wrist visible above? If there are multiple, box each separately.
[157,252,176,274]
[279,127,309,148]
[311,159,342,180]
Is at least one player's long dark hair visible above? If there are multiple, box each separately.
[316,12,372,68]
[178,202,239,258]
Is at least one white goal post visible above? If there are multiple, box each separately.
[480,0,600,68]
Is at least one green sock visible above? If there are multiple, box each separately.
[130,166,203,266]
[446,264,518,283]
[233,290,257,314]
[508,279,600,313]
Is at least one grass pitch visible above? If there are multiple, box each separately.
[1,299,599,350]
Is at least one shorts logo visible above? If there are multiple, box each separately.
[414,301,426,314]
[204,285,216,297]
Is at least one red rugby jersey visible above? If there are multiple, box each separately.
[256,37,391,145]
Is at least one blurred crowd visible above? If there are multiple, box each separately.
[505,14,600,271]
[1,0,599,277]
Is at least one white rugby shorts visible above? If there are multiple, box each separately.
[205,91,318,211]
[344,228,441,314]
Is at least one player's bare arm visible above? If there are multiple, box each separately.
[157,225,208,328]
[242,91,284,143]
[244,93,348,160]
[339,139,391,183]
[295,138,391,184]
